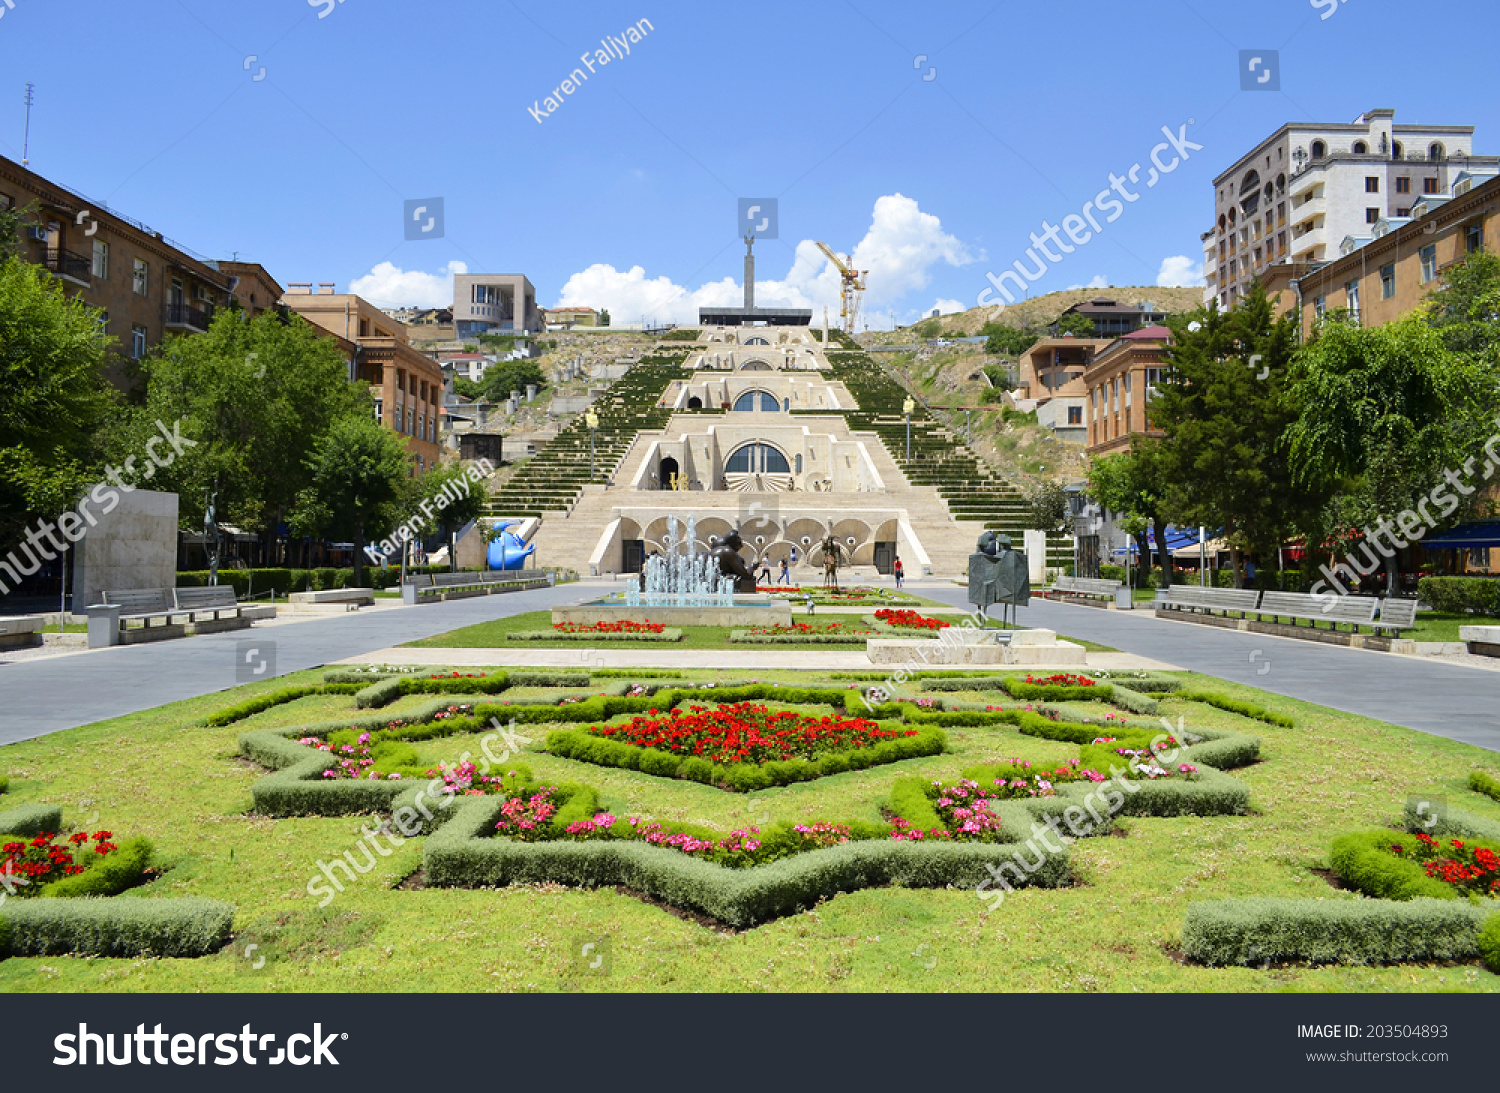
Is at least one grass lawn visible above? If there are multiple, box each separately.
[404,610,886,650]
[1409,612,1500,642]
[1,660,1497,993]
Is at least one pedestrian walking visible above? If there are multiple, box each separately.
[893,556,904,589]
[778,557,790,585]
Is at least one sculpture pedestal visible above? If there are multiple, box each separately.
[866,627,1086,666]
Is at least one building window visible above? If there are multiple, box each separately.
[374,398,383,425]
[1346,279,1360,322]
[95,309,109,335]
[1396,176,1411,194]
[131,324,148,359]
[132,259,149,296]
[1314,295,1326,320]
[1397,207,1410,218]
[1466,223,1484,253]
[1365,176,1379,193]
[725,443,791,474]
[1311,140,1326,158]
[1067,406,1083,425]
[1380,263,1395,299]
[1420,244,1438,283]
[1428,142,1444,160]
[1366,207,1380,224]
[1353,141,1367,154]
[91,240,109,279]
[1423,177,1439,194]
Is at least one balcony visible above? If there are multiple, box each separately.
[164,301,215,333]
[43,248,91,287]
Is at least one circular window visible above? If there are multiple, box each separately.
[800,536,811,546]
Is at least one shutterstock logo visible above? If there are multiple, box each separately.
[54,1023,345,1066]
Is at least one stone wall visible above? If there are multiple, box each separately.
[71,489,179,607]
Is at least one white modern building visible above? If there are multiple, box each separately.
[1202,109,1497,308]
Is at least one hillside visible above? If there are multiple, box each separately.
[865,284,1207,342]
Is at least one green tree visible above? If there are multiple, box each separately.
[1087,441,1175,587]
[0,201,38,263]
[1285,313,1492,594]
[292,414,411,587]
[1424,249,1500,356]
[1054,312,1096,338]
[598,309,610,327]
[1152,287,1306,587]
[982,322,1040,357]
[0,258,116,548]
[110,310,367,559]
[477,360,546,403]
[412,461,488,572]
[1024,480,1070,532]
[915,318,942,340]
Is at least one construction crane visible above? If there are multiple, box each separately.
[815,241,866,334]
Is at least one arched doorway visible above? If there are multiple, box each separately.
[732,390,779,411]
[659,456,679,489]
[686,396,703,409]
[745,336,769,345]
[724,442,793,492]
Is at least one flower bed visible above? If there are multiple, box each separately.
[1331,829,1500,900]
[729,622,875,644]
[874,608,949,631]
[505,628,684,642]
[555,619,666,634]
[585,702,912,765]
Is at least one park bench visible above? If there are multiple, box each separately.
[1372,596,1419,637]
[1048,575,1127,608]
[170,586,261,633]
[1159,585,1262,617]
[89,588,186,647]
[1460,625,1500,658]
[401,570,554,605]
[1252,590,1379,631]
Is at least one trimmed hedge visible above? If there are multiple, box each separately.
[1086,671,1182,693]
[728,630,873,644]
[1471,769,1500,805]
[545,723,946,792]
[42,837,154,898]
[1108,686,1159,717]
[0,803,64,836]
[1181,897,1494,967]
[1481,915,1500,974]
[353,670,593,709]
[1173,691,1294,728]
[0,775,7,795]
[203,685,323,727]
[508,629,685,642]
[591,669,684,679]
[1417,575,1500,616]
[1002,679,1114,703]
[1401,800,1500,843]
[0,898,235,959]
[919,677,1008,693]
[1329,831,1468,901]
[424,796,1068,928]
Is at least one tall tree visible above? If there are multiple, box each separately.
[412,460,488,572]
[0,258,116,548]
[1087,440,1175,587]
[1424,249,1500,357]
[1054,312,1096,338]
[1285,313,1492,594]
[1152,287,1307,586]
[111,310,369,558]
[291,414,411,587]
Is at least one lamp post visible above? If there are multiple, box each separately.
[585,409,599,481]
[903,397,915,461]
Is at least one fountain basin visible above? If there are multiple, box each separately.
[553,594,793,629]
[866,628,1086,666]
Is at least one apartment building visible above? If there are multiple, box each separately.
[452,273,541,338]
[1012,336,1110,444]
[1262,169,1500,340]
[544,305,600,329]
[1202,109,1497,310]
[1083,326,1172,457]
[282,285,444,473]
[0,153,236,383]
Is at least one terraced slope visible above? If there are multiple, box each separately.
[481,351,690,519]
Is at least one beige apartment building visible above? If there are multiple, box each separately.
[282,286,444,472]
[1202,109,1496,311]
[452,273,541,338]
[1263,169,1500,339]
[1083,326,1171,457]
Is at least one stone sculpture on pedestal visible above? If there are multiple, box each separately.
[968,531,1030,625]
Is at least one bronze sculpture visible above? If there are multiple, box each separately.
[819,533,844,589]
[710,529,758,595]
[968,531,1030,625]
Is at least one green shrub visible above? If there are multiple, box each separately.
[0,803,63,836]
[919,677,1008,693]
[1400,800,1500,843]
[1480,915,1500,974]
[1174,691,1293,728]
[591,669,683,679]
[1085,672,1182,693]
[0,898,235,959]
[510,671,590,688]
[43,837,153,898]
[1470,770,1500,805]
[203,685,323,727]
[1181,897,1493,966]
[728,630,871,644]
[1002,679,1113,703]
[0,775,7,795]
[424,797,1066,928]
[887,776,945,831]
[1329,831,1463,901]
[1418,575,1500,615]
[1108,686,1158,716]
[354,677,407,709]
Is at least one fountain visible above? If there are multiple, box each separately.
[552,513,794,628]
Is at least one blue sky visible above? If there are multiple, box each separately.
[2,0,1495,327]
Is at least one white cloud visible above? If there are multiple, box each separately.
[555,193,977,330]
[1156,256,1205,287]
[929,298,967,315]
[349,260,468,308]
[1066,274,1109,291]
